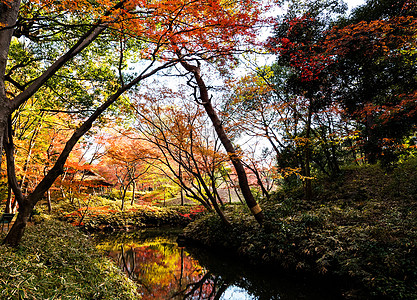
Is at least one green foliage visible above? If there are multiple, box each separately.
[0,220,138,299]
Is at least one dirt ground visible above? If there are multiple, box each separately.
[162,188,244,206]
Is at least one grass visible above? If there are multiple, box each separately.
[0,220,139,300]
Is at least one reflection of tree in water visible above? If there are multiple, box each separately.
[113,240,230,299]
[173,271,228,299]
[119,246,136,280]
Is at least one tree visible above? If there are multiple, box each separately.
[268,0,417,167]
[100,132,153,210]
[1,0,266,246]
[260,4,336,198]
[132,93,232,225]
[323,4,417,165]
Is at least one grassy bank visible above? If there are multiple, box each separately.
[0,220,139,299]
[182,160,417,299]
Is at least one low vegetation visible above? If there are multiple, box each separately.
[0,220,139,300]
[30,195,206,231]
[182,160,417,299]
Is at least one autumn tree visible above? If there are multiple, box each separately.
[175,57,265,224]
[323,0,417,165]
[99,132,154,210]
[132,92,231,225]
[1,0,266,246]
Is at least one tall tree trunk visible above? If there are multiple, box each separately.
[5,184,12,213]
[0,0,21,171]
[46,189,52,213]
[178,59,264,225]
[131,180,136,205]
[304,106,312,201]
[1,11,178,247]
[3,80,133,247]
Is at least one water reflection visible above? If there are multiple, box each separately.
[95,229,343,300]
[106,239,230,299]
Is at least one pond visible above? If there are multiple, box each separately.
[94,228,344,300]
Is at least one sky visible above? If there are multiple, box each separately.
[347,0,366,11]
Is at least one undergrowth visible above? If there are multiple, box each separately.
[183,159,417,299]
[0,220,139,300]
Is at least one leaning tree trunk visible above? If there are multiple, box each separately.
[3,78,134,247]
[1,1,127,247]
[178,59,264,225]
[1,0,180,247]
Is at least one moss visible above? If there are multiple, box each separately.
[0,220,139,299]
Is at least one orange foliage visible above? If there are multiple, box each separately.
[324,17,417,58]
[31,0,267,60]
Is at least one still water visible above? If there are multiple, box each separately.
[94,228,343,300]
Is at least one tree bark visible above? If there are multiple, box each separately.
[0,0,21,170]
[178,59,264,225]
[5,184,12,213]
[304,106,312,201]
[131,180,136,205]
